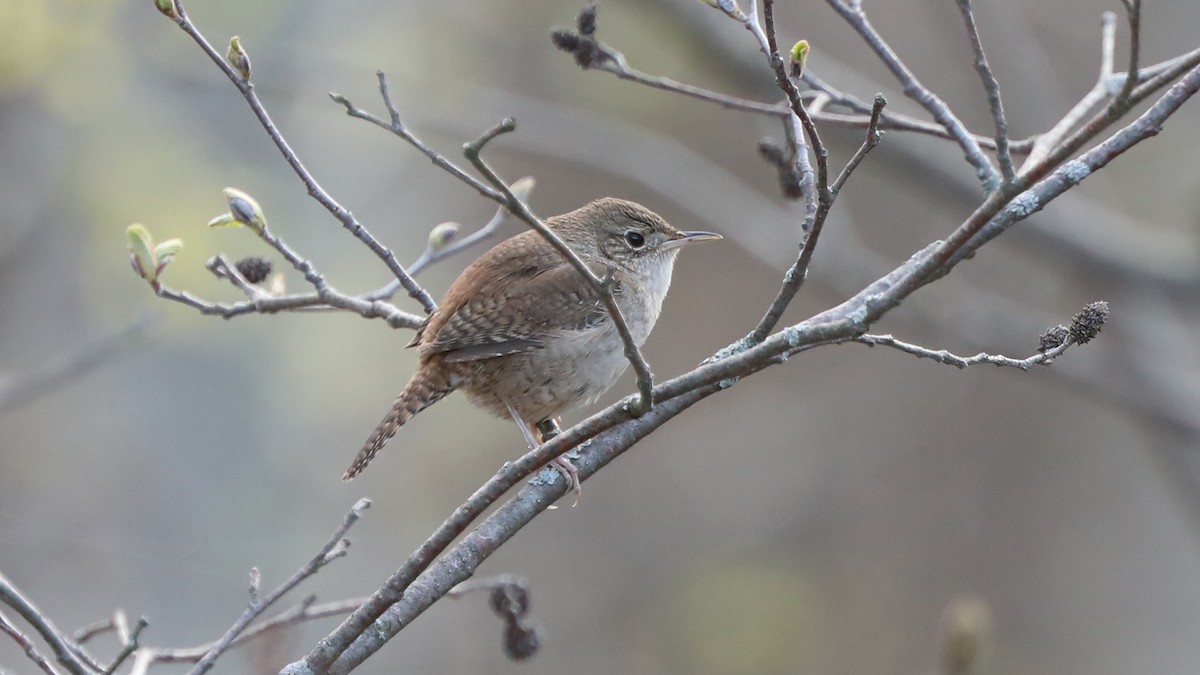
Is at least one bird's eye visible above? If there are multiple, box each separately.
[624,230,646,248]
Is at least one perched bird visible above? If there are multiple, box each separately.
[344,198,720,483]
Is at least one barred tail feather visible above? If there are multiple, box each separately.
[342,369,455,480]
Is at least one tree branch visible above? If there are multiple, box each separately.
[0,610,61,675]
[187,498,370,675]
[854,333,1073,370]
[0,570,90,675]
[824,0,1000,190]
[168,2,436,314]
[955,0,1016,183]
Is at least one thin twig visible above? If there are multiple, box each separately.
[187,498,370,675]
[0,610,61,675]
[101,617,148,675]
[360,180,535,302]
[1118,0,1141,101]
[73,617,115,645]
[831,94,886,195]
[329,72,501,202]
[206,255,266,298]
[126,597,366,675]
[911,64,1200,299]
[170,2,436,314]
[824,0,999,190]
[407,177,536,278]
[955,0,1015,183]
[461,119,656,414]
[1024,12,1118,168]
[801,71,1031,152]
[854,333,1072,370]
[153,282,422,329]
[0,570,89,675]
[744,0,844,344]
[1131,47,1200,99]
[762,0,826,223]
[590,57,784,115]
[740,0,772,55]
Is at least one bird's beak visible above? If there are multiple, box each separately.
[661,230,722,251]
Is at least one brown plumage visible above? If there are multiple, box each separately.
[343,198,720,480]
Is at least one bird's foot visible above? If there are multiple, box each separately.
[537,418,580,506]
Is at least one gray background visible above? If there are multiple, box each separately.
[2,0,1200,673]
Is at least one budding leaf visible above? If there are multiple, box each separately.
[154,0,178,19]
[509,176,536,203]
[222,187,266,234]
[427,221,460,252]
[154,239,182,277]
[699,0,746,20]
[208,213,239,228]
[127,224,158,283]
[790,40,810,77]
[227,36,251,80]
[155,239,184,261]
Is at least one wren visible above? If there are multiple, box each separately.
[343,197,721,480]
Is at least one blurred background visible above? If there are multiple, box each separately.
[3,0,1200,673]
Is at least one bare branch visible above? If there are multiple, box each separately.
[407,177,536,278]
[824,0,1000,190]
[931,65,1200,293]
[329,72,501,203]
[761,0,824,222]
[854,333,1073,370]
[168,2,436,314]
[73,617,115,645]
[101,617,147,675]
[187,498,370,675]
[359,178,536,303]
[1118,0,1142,101]
[549,4,1026,157]
[801,71,1032,152]
[739,0,772,55]
[125,597,365,675]
[831,94,886,195]
[587,52,784,116]
[0,570,90,675]
[153,280,423,329]
[0,610,60,675]
[1025,12,1118,168]
[955,0,1016,183]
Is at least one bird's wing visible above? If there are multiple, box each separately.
[422,246,611,363]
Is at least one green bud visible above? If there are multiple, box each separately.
[427,222,460,252]
[127,224,158,284]
[207,213,238,228]
[154,0,178,19]
[222,187,266,234]
[509,176,536,203]
[699,0,746,21]
[154,238,184,276]
[227,36,251,80]
[790,40,810,77]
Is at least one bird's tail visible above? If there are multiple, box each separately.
[342,368,456,480]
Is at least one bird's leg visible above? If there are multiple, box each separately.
[536,417,582,506]
[504,401,581,504]
[534,417,562,441]
[506,401,543,450]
